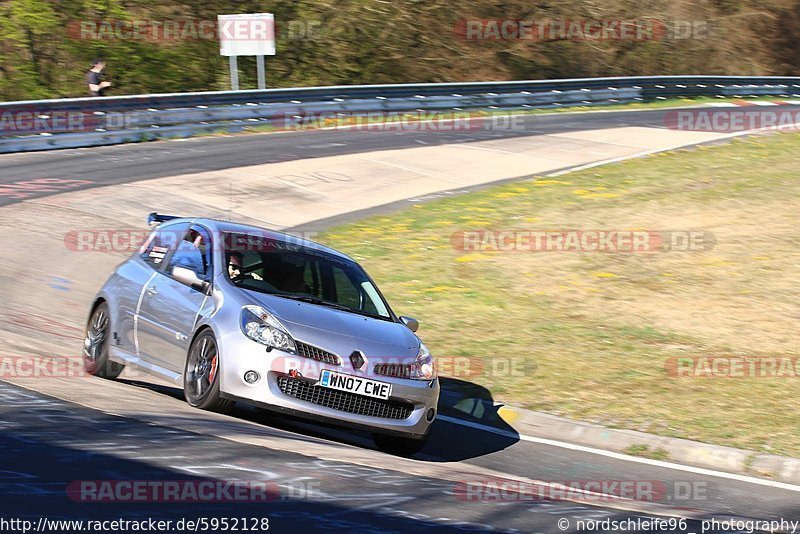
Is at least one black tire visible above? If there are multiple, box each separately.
[184,330,234,413]
[372,433,428,457]
[83,302,124,379]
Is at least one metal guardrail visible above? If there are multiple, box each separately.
[1,76,799,153]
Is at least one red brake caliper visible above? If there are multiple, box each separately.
[208,355,218,384]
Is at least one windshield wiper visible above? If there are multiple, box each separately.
[278,294,388,319]
[280,294,351,310]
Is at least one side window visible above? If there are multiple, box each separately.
[167,226,213,281]
[140,223,188,268]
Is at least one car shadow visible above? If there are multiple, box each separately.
[0,381,528,533]
[425,376,520,460]
[116,375,520,462]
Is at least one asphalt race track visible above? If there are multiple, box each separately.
[1,106,799,533]
[0,381,715,533]
[0,106,771,206]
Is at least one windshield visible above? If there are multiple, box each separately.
[223,232,392,320]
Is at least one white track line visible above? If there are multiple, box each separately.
[438,415,800,492]
[547,121,800,178]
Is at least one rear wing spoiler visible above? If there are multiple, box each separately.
[147,212,181,226]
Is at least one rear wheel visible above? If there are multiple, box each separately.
[372,433,428,457]
[83,302,124,379]
[184,331,234,413]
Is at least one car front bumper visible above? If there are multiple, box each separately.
[217,331,439,439]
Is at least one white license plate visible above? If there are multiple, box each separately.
[318,370,392,400]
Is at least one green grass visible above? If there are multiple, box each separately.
[624,445,670,461]
[318,131,800,458]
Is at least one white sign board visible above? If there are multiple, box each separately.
[218,13,276,56]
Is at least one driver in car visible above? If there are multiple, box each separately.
[227,252,262,280]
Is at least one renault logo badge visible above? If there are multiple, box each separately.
[350,350,365,371]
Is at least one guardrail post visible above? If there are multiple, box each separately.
[256,56,266,89]
[229,56,240,91]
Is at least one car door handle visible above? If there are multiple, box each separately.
[145,285,158,296]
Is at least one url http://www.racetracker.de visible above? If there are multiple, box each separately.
[0,516,271,533]
[558,516,800,533]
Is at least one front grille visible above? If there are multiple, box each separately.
[296,341,340,365]
[374,363,412,379]
[276,375,413,420]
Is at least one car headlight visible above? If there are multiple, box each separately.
[410,342,436,380]
[240,305,296,353]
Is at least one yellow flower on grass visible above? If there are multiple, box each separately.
[508,186,529,193]
[426,286,470,293]
[465,207,494,212]
[702,259,734,268]
[358,227,382,235]
[592,272,617,278]
[455,253,486,263]
[533,179,571,186]
[586,192,621,199]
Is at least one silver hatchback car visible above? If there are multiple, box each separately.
[84,214,439,455]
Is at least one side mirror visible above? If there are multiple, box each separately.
[172,266,210,293]
[399,316,419,332]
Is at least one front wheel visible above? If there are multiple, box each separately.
[83,302,124,379]
[184,331,234,413]
[372,433,428,457]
